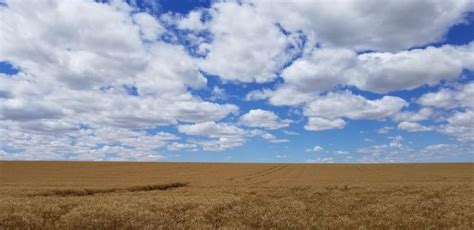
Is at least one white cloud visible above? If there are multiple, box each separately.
[198,1,291,83]
[308,145,323,152]
[177,121,289,151]
[419,143,474,161]
[166,142,198,152]
[0,0,240,160]
[269,85,317,106]
[191,137,246,152]
[0,98,64,121]
[247,129,289,144]
[176,10,206,31]
[398,121,433,132]
[253,0,474,51]
[178,0,473,86]
[280,48,356,96]
[210,86,226,101]
[440,109,474,142]
[394,108,433,122]
[313,146,323,152]
[413,82,474,141]
[271,79,438,132]
[351,43,474,93]
[364,138,375,143]
[0,0,473,161]
[305,117,346,131]
[424,144,451,151]
[245,89,273,101]
[377,126,394,134]
[301,91,406,131]
[304,91,407,120]
[0,123,175,161]
[178,122,288,151]
[271,43,474,108]
[0,0,237,128]
[239,109,291,130]
[418,82,474,109]
[418,89,456,109]
[264,136,290,144]
[357,135,411,162]
[178,121,245,138]
[283,130,299,136]
[334,150,349,155]
[132,12,164,41]
[357,141,473,163]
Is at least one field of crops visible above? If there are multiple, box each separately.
[0,161,472,229]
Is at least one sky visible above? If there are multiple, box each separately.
[0,0,473,163]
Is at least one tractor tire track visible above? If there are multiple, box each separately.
[229,165,288,182]
[227,165,281,181]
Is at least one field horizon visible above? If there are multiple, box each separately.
[3,160,472,164]
[1,161,472,229]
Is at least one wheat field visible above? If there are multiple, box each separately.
[0,161,472,229]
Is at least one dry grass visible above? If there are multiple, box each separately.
[0,161,473,229]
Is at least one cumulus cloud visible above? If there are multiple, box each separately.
[334,150,350,155]
[352,43,474,93]
[0,1,237,127]
[267,43,473,131]
[309,145,323,152]
[178,121,245,138]
[176,122,247,151]
[271,43,474,107]
[133,12,165,41]
[357,139,473,163]
[283,130,299,136]
[356,136,474,163]
[247,129,289,144]
[177,121,288,151]
[239,109,291,130]
[171,1,474,120]
[0,0,239,160]
[175,10,206,31]
[357,135,411,162]
[304,91,407,120]
[166,142,198,152]
[253,0,474,51]
[414,82,474,141]
[418,82,474,109]
[1,0,473,161]
[245,89,273,101]
[305,117,346,131]
[398,121,433,132]
[192,137,246,152]
[419,143,474,161]
[179,0,473,86]
[393,108,433,122]
[0,123,175,161]
[197,1,292,83]
[301,90,407,131]
[440,110,474,142]
[377,126,394,134]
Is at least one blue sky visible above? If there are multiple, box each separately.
[0,0,473,163]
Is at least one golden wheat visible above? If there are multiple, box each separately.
[0,161,472,229]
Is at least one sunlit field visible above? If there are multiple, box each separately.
[1,161,472,229]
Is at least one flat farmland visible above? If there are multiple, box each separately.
[0,161,473,229]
